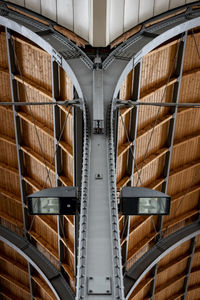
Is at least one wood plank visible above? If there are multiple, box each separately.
[0,253,27,274]
[0,187,21,204]
[0,211,23,228]
[121,216,152,245]
[64,215,74,227]
[117,175,130,189]
[18,111,54,138]
[35,215,57,233]
[0,273,30,295]
[29,230,58,260]
[118,141,131,158]
[136,147,168,170]
[59,175,73,187]
[18,111,73,157]
[137,114,172,139]
[61,237,74,256]
[23,176,43,191]
[14,74,52,101]
[0,133,15,146]
[163,209,199,230]
[128,233,156,262]
[170,159,200,178]
[0,66,9,75]
[32,275,55,300]
[0,161,18,176]
[59,140,73,157]
[21,145,55,173]
[172,184,200,202]
[62,263,74,282]
[140,77,176,101]
[155,273,185,295]
[173,131,200,149]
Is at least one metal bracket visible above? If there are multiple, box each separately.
[93,69,104,134]
[52,49,62,66]
[95,173,103,179]
[87,276,112,295]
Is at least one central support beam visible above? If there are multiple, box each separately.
[76,76,124,299]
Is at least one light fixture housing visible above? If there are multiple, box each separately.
[120,187,171,215]
[27,186,78,215]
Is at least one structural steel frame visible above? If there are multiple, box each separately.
[0,1,200,299]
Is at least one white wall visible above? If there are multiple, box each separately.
[6,0,196,46]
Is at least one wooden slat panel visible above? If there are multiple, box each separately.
[32,274,56,300]
[0,273,30,295]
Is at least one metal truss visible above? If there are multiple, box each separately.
[124,222,200,299]
[147,30,188,300]
[5,27,35,300]
[0,225,74,300]
[0,2,200,300]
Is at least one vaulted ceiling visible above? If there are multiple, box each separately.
[0,1,200,300]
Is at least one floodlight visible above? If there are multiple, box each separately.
[27,186,78,215]
[120,187,170,215]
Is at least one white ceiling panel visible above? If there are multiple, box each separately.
[139,0,154,23]
[41,0,57,21]
[25,0,40,14]
[124,0,139,32]
[57,0,73,31]
[154,0,170,15]
[4,0,198,46]
[74,0,89,41]
[7,0,25,5]
[109,0,125,42]
[169,0,186,10]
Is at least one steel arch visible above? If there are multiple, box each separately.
[103,2,200,99]
[0,225,75,300]
[124,222,200,299]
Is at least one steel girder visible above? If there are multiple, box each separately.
[124,222,200,299]
[0,225,75,300]
[0,2,200,300]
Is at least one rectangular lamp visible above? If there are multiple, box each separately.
[120,187,170,215]
[27,186,78,215]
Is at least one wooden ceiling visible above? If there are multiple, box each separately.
[0,22,200,300]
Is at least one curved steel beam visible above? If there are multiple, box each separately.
[0,1,93,99]
[0,225,75,300]
[124,222,200,299]
[103,2,200,98]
